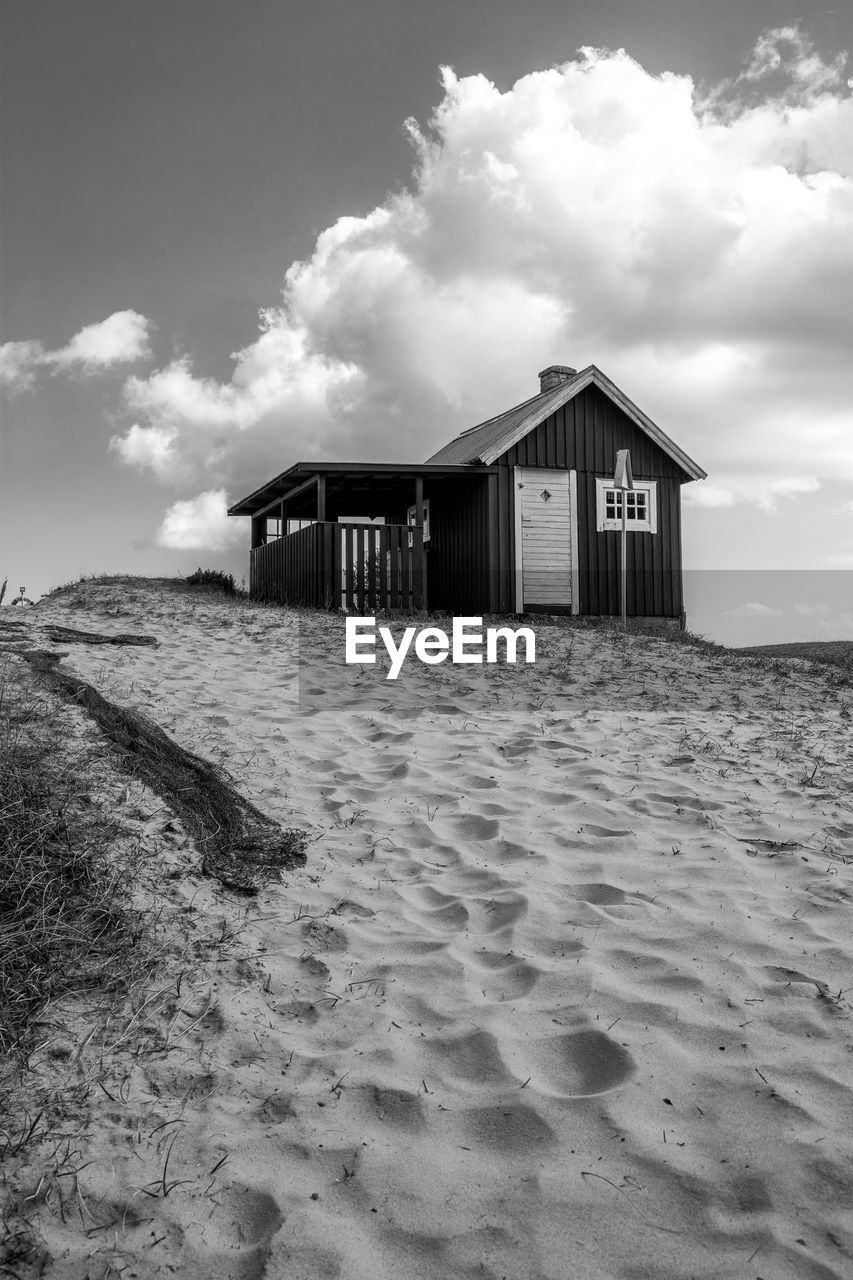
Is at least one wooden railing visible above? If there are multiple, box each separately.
[250,522,426,612]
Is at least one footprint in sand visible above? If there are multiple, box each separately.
[647,791,726,812]
[459,1103,557,1152]
[762,965,833,997]
[564,883,656,916]
[349,1085,427,1132]
[300,920,348,952]
[468,891,528,934]
[565,882,628,906]
[256,1093,297,1123]
[334,900,375,920]
[503,1028,636,1097]
[449,814,501,841]
[402,885,470,933]
[466,949,541,999]
[424,1027,516,1087]
[179,1185,283,1278]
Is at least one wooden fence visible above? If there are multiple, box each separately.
[250,522,426,611]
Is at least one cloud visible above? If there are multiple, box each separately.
[50,311,151,372]
[793,602,831,616]
[0,341,45,394]
[155,489,243,551]
[97,30,851,519]
[685,475,821,512]
[723,601,783,617]
[0,311,151,393]
[738,26,847,99]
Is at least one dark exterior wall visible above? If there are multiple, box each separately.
[423,477,491,614]
[494,384,688,616]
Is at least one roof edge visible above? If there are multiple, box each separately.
[477,365,707,481]
[227,460,498,516]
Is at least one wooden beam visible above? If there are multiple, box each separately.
[414,475,425,526]
[317,474,326,522]
[252,473,323,521]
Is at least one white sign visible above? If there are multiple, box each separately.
[613,449,634,490]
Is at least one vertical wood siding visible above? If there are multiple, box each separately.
[250,522,426,611]
[424,477,491,614]
[495,384,687,616]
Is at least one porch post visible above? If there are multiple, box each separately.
[317,474,326,522]
[413,475,426,610]
[414,475,425,529]
[250,515,266,548]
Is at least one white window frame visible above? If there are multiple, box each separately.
[406,499,431,544]
[595,478,657,533]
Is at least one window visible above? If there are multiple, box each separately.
[407,499,431,544]
[595,478,657,533]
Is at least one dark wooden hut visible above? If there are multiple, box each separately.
[228,363,706,620]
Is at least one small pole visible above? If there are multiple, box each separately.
[612,449,633,629]
[621,494,627,628]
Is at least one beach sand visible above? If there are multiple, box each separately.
[4,579,852,1279]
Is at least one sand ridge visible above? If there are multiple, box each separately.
[10,579,853,1279]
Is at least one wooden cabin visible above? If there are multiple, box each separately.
[228,363,706,620]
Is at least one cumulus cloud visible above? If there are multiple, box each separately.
[155,489,243,551]
[50,311,151,371]
[101,30,852,525]
[0,311,151,393]
[738,26,847,99]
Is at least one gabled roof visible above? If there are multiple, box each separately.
[426,364,707,481]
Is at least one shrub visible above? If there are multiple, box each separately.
[184,567,236,594]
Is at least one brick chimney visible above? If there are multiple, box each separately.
[538,365,577,394]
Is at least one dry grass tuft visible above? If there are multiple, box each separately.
[0,661,155,1067]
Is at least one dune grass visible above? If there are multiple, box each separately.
[0,658,155,1069]
[737,638,853,674]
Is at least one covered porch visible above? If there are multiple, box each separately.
[228,462,494,612]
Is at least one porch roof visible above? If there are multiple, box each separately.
[228,461,495,518]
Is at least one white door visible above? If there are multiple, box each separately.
[514,467,577,611]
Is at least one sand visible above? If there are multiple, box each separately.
[4,579,852,1280]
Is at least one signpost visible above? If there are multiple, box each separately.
[613,449,633,626]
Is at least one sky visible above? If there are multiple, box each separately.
[1,0,851,643]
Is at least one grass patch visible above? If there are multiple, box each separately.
[737,639,853,673]
[0,659,155,1066]
[184,567,238,594]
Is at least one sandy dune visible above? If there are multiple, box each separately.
[8,580,853,1279]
